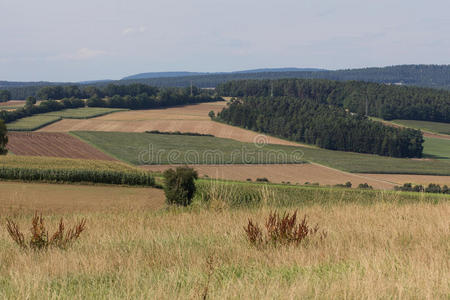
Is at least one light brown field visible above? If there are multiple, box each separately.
[6,132,115,160]
[142,164,397,189]
[0,181,164,214]
[38,102,311,147]
[0,100,25,107]
[364,173,450,186]
[0,198,448,298]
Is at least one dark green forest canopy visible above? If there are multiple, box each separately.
[217,97,424,158]
[217,79,450,123]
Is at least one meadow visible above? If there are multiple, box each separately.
[72,131,307,165]
[6,115,62,131]
[71,131,450,175]
[393,119,450,135]
[0,156,155,186]
[41,107,128,119]
[423,137,450,160]
[0,180,448,299]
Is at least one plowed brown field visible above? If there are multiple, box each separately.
[6,132,115,160]
[0,100,25,107]
[142,164,397,190]
[38,101,311,147]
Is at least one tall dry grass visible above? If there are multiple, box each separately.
[0,196,448,299]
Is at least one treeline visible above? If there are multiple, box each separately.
[217,79,450,123]
[0,90,11,102]
[394,183,449,194]
[217,97,424,158]
[0,98,84,123]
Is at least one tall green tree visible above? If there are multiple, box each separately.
[0,119,8,155]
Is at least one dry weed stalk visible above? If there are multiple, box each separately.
[6,212,86,251]
[201,254,216,300]
[244,210,326,247]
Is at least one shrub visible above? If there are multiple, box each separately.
[256,177,269,182]
[244,210,326,248]
[163,166,198,206]
[6,212,86,251]
[358,183,373,189]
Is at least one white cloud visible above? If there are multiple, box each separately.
[122,26,146,36]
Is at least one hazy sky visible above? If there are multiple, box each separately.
[1,0,449,82]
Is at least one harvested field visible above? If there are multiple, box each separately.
[364,174,450,186]
[0,100,25,107]
[38,101,310,147]
[142,164,396,190]
[0,182,164,214]
[6,132,115,160]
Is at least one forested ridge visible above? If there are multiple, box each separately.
[217,79,450,123]
[2,65,450,99]
[217,97,424,158]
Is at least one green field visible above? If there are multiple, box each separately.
[423,137,450,160]
[392,119,450,135]
[6,115,62,131]
[72,131,307,165]
[72,131,450,175]
[41,107,127,119]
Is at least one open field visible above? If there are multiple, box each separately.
[372,117,450,140]
[38,102,308,147]
[392,119,450,135]
[72,131,307,165]
[0,181,164,214]
[0,194,448,298]
[41,107,127,119]
[7,115,61,131]
[143,164,397,190]
[71,131,450,175]
[364,173,450,186]
[0,100,25,108]
[423,137,450,160]
[6,132,115,160]
[0,156,155,186]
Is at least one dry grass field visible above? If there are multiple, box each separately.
[143,164,396,189]
[38,102,310,147]
[364,173,450,186]
[6,132,115,160]
[0,182,164,214]
[0,194,448,299]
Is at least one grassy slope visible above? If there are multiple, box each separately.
[6,115,62,131]
[392,119,450,135]
[423,137,450,160]
[72,131,450,175]
[41,107,128,119]
[0,183,448,299]
[71,131,307,165]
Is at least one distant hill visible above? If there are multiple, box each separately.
[121,68,326,80]
[122,72,207,80]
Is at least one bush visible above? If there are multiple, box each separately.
[358,183,373,189]
[244,210,326,248]
[256,177,269,182]
[163,166,198,206]
[6,212,86,251]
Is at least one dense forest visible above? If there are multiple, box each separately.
[2,65,450,99]
[217,79,450,123]
[217,97,424,158]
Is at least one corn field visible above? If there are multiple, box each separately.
[0,156,155,186]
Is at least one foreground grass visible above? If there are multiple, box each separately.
[392,119,450,135]
[0,198,448,299]
[41,107,127,119]
[6,115,62,131]
[72,131,307,165]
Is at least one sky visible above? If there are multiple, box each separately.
[0,0,449,82]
